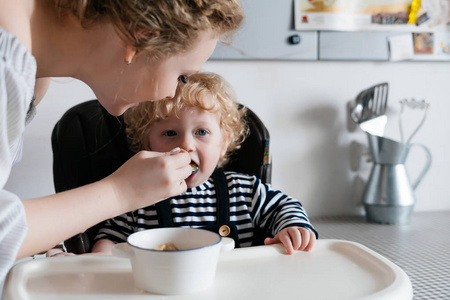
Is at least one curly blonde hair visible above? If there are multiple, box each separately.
[124,72,248,167]
[52,0,244,61]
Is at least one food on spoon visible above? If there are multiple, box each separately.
[154,242,179,251]
[190,161,199,174]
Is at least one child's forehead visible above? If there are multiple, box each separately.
[151,92,223,124]
[173,95,221,115]
[182,91,215,106]
[152,106,220,128]
[176,105,220,118]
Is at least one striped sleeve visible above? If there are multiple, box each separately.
[94,211,136,244]
[251,178,318,239]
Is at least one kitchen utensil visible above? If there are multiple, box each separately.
[398,98,430,144]
[351,82,389,124]
[359,115,388,136]
[351,82,389,136]
[362,133,432,224]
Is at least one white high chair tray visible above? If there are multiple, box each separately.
[4,239,412,300]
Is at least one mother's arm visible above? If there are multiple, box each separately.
[18,150,191,258]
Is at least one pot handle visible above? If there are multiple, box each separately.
[410,143,432,190]
[112,242,134,258]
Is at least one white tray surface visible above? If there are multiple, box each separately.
[4,239,412,300]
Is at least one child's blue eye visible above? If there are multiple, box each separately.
[164,130,177,137]
[196,129,208,136]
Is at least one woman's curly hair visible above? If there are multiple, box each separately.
[52,0,244,61]
[124,72,249,167]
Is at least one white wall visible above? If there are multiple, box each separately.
[6,60,450,218]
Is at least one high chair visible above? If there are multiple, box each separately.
[52,99,271,253]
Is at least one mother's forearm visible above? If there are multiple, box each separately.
[18,180,121,259]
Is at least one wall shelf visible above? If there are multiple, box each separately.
[209,0,450,62]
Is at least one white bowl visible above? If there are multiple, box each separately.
[112,228,233,295]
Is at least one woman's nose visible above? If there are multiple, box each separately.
[164,89,176,100]
[163,79,179,99]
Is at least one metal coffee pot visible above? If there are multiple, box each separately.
[362,133,432,224]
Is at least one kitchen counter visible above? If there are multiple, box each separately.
[311,211,450,300]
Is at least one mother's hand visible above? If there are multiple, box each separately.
[105,148,191,212]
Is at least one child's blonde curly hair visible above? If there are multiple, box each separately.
[53,0,244,61]
[124,72,248,167]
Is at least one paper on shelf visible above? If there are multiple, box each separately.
[388,33,415,61]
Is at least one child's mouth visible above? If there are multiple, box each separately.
[190,161,199,174]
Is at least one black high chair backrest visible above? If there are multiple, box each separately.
[52,99,271,254]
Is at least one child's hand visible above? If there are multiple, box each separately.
[264,227,315,255]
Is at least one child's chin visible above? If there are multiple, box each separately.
[186,179,199,188]
[185,174,205,189]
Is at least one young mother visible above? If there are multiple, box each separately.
[0,0,243,290]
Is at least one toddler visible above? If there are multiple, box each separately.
[92,72,318,255]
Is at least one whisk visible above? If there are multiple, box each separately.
[398,98,430,144]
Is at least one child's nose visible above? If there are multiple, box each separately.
[179,135,196,152]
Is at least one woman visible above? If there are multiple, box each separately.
[0,0,243,290]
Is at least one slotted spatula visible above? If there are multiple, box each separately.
[351,82,389,136]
